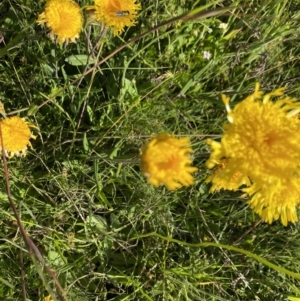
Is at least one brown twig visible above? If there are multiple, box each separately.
[0,124,68,301]
[233,219,263,245]
[20,247,26,301]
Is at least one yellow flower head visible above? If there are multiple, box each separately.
[89,0,141,36]
[205,158,251,192]
[244,178,300,226]
[0,116,37,158]
[44,295,53,301]
[140,134,197,190]
[206,83,300,225]
[37,0,83,44]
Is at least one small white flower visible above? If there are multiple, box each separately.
[219,22,228,30]
[203,51,212,60]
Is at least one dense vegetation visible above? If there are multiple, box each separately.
[1,0,300,300]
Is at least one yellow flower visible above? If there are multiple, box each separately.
[44,295,53,301]
[205,158,251,192]
[244,178,300,226]
[140,134,197,190]
[37,0,83,44]
[0,116,37,158]
[206,83,300,225]
[89,0,141,36]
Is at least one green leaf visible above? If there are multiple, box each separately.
[65,55,96,66]
[0,277,14,289]
[48,250,64,267]
[83,132,90,152]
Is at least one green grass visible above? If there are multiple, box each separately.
[1,0,300,300]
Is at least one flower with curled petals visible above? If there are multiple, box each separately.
[140,134,197,190]
[89,0,141,36]
[0,116,37,158]
[37,0,83,44]
[206,83,300,226]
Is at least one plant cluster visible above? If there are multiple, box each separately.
[1,0,300,300]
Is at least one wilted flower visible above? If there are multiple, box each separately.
[140,134,197,190]
[206,83,300,226]
[37,0,83,44]
[89,0,141,36]
[0,116,37,158]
